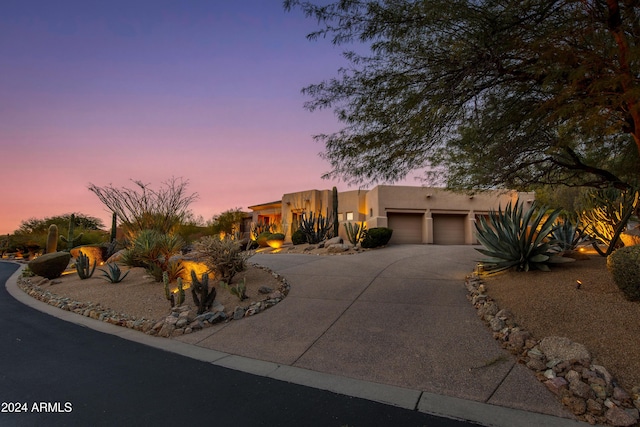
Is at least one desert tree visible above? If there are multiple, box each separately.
[88,177,198,236]
[285,0,640,191]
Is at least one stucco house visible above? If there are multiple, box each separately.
[248,185,535,245]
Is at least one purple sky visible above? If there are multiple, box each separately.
[0,0,420,234]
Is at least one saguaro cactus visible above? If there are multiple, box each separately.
[332,186,339,238]
[45,224,58,253]
[61,213,83,251]
[110,212,117,242]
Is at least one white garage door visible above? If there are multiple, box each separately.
[432,214,466,245]
[387,213,423,244]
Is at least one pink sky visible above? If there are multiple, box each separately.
[0,1,422,234]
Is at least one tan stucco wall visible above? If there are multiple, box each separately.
[250,185,535,245]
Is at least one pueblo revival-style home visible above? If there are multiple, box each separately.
[248,185,535,245]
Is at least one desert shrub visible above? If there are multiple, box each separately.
[194,236,249,284]
[165,259,184,283]
[119,229,184,279]
[267,233,285,242]
[475,200,573,272]
[361,227,393,248]
[607,245,640,301]
[291,229,306,245]
[256,231,272,248]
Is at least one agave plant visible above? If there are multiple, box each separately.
[99,262,130,283]
[475,200,572,272]
[551,217,587,251]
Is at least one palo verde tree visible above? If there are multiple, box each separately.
[88,177,198,236]
[284,0,640,191]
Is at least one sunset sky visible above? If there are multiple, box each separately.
[1,0,421,234]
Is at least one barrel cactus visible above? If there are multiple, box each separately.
[45,224,58,254]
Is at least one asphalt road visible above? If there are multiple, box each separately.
[0,262,478,427]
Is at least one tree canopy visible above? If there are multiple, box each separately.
[16,213,104,235]
[285,0,640,191]
[88,177,198,236]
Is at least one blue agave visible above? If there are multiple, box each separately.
[475,200,572,272]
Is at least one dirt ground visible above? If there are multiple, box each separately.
[482,252,640,392]
[35,263,284,323]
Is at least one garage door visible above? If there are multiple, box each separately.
[387,213,423,244]
[432,214,466,244]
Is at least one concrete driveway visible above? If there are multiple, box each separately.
[174,245,571,420]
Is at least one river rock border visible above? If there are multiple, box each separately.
[466,274,640,427]
[17,264,290,339]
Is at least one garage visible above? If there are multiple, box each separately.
[387,213,423,244]
[432,214,466,245]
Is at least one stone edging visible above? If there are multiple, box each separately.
[16,264,290,339]
[466,274,640,427]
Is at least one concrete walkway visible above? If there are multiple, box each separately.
[6,246,590,426]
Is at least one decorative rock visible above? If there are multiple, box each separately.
[327,243,350,253]
[570,379,595,400]
[28,252,71,279]
[489,317,505,332]
[545,377,568,395]
[587,399,604,415]
[526,358,547,371]
[258,286,273,294]
[613,387,632,402]
[592,384,609,400]
[478,301,499,319]
[233,306,246,320]
[544,369,556,379]
[188,320,204,330]
[158,323,175,338]
[593,365,614,386]
[606,406,637,427]
[565,370,581,384]
[539,336,591,362]
[176,317,188,328]
[562,395,587,415]
[507,330,531,351]
[324,236,343,246]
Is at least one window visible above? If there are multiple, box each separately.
[346,212,354,221]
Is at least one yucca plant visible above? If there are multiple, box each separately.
[475,200,572,272]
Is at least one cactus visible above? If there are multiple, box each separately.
[190,269,216,314]
[75,250,96,279]
[344,222,367,245]
[176,278,185,306]
[332,186,339,237]
[61,214,83,251]
[163,271,175,307]
[110,212,117,242]
[45,224,58,254]
[220,278,247,301]
[300,209,334,244]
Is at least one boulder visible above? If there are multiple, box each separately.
[539,336,591,362]
[70,245,104,266]
[324,236,343,246]
[28,252,71,279]
[620,227,640,247]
